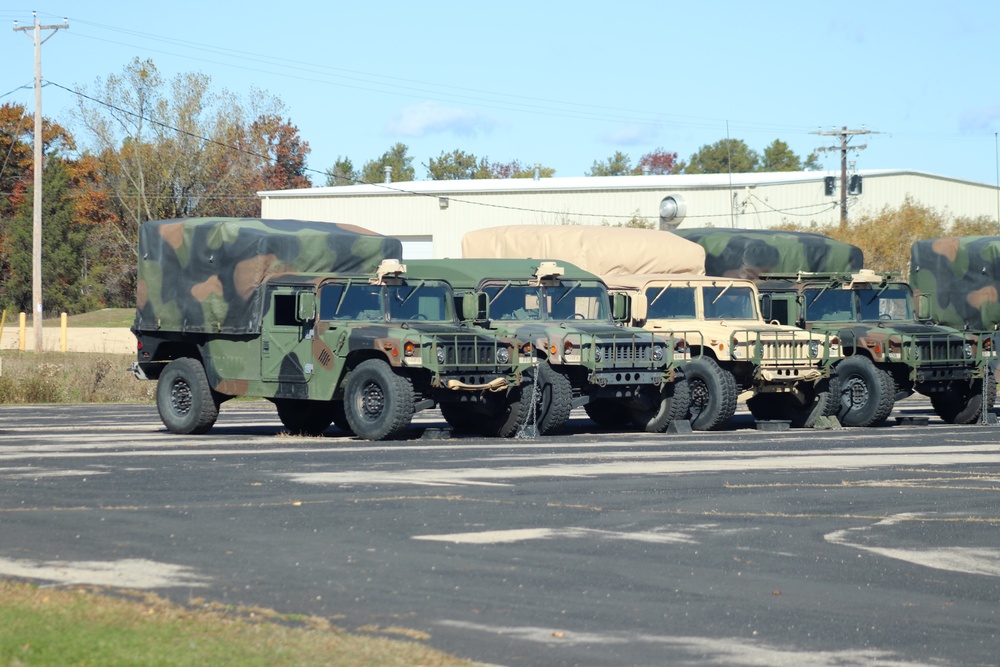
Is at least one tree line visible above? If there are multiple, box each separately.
[0,57,944,316]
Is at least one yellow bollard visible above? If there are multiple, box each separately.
[61,312,68,352]
[19,312,26,351]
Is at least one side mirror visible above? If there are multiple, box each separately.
[760,294,772,321]
[632,293,648,322]
[915,293,931,320]
[462,292,489,322]
[611,293,631,323]
[296,292,317,322]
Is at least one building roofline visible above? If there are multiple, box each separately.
[258,169,996,199]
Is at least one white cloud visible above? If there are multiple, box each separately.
[959,105,1000,132]
[385,101,499,137]
[603,123,660,146]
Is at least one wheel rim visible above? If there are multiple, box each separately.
[170,378,193,416]
[690,378,709,416]
[359,380,386,421]
[842,375,868,411]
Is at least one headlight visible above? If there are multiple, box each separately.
[912,346,921,360]
[652,346,664,361]
[496,347,510,364]
[594,347,603,362]
[436,347,446,364]
[964,343,973,359]
[809,340,820,358]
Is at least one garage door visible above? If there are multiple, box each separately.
[399,236,433,260]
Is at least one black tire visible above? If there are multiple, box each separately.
[685,358,737,431]
[439,402,481,431]
[344,360,414,440]
[273,398,334,436]
[330,400,354,435]
[532,362,573,435]
[585,399,632,428]
[930,379,998,424]
[746,376,839,428]
[484,382,538,438]
[833,356,895,427]
[630,378,691,433]
[156,358,219,435]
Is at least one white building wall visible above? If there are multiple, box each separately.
[260,171,1000,259]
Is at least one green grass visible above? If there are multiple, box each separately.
[40,308,135,328]
[0,580,479,667]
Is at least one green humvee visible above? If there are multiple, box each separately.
[403,258,690,434]
[131,218,526,440]
[677,229,993,426]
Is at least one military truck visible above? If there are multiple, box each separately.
[463,225,838,429]
[403,258,690,434]
[678,229,993,426]
[131,218,527,440]
[910,236,1000,331]
[602,273,839,429]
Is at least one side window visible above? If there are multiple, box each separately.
[769,299,790,325]
[272,293,298,327]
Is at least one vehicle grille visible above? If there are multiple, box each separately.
[908,335,971,364]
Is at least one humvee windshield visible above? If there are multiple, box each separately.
[645,286,697,319]
[804,285,913,322]
[319,280,454,323]
[703,286,758,320]
[483,281,610,322]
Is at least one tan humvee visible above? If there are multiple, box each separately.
[602,273,841,429]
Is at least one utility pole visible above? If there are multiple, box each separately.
[14,13,68,352]
[814,126,870,229]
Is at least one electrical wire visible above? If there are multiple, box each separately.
[44,78,844,222]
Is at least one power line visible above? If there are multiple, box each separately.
[45,79,840,223]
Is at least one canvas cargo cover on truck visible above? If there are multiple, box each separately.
[135,217,402,334]
[674,228,864,279]
[910,236,1000,331]
[461,225,706,276]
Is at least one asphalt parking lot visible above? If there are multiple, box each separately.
[0,399,998,666]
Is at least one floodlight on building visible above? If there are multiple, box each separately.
[658,194,686,229]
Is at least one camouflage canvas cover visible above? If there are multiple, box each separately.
[674,228,864,279]
[910,236,1000,331]
[461,225,706,276]
[135,217,402,334]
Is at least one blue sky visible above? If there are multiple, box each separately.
[1,2,998,187]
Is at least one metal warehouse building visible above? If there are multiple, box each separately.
[259,170,1000,260]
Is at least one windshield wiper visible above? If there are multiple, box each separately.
[333,278,352,315]
[489,281,512,305]
[710,282,732,304]
[554,281,579,306]
[397,280,425,307]
[650,285,669,306]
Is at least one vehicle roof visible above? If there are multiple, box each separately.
[601,273,755,290]
[402,258,603,288]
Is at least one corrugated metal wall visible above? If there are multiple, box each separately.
[260,172,1000,259]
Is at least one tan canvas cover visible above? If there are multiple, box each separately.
[600,273,737,291]
[462,225,706,276]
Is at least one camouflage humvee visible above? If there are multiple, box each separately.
[402,258,690,434]
[131,218,526,440]
[673,228,864,278]
[679,229,993,426]
[463,225,838,430]
[910,236,1000,331]
[602,273,840,429]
